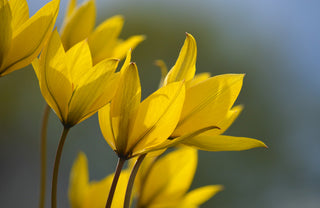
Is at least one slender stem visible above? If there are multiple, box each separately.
[124,154,146,208]
[39,104,51,208]
[51,126,70,208]
[105,157,126,208]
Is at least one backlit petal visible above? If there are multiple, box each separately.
[8,0,29,31]
[60,0,95,50]
[99,104,116,151]
[182,134,267,151]
[112,35,146,60]
[163,33,197,85]
[0,0,12,72]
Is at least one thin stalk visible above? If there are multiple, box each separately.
[105,157,126,208]
[39,104,51,208]
[51,126,70,208]
[124,154,146,208]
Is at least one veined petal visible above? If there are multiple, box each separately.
[2,0,59,76]
[60,0,95,50]
[178,185,224,207]
[173,74,244,137]
[182,134,267,151]
[66,40,92,86]
[67,59,119,125]
[111,62,141,154]
[0,0,12,72]
[99,104,116,151]
[88,15,124,64]
[163,33,197,85]
[138,148,197,207]
[128,82,186,157]
[8,0,29,31]
[41,30,73,123]
[112,35,146,60]
[68,152,89,208]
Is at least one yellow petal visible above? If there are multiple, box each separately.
[182,134,267,151]
[138,148,197,207]
[179,185,224,207]
[0,0,12,72]
[8,0,29,31]
[2,0,59,76]
[60,0,95,50]
[67,59,119,125]
[111,62,141,155]
[99,104,117,151]
[173,74,244,137]
[112,35,146,60]
[65,0,77,18]
[186,72,211,88]
[155,59,168,88]
[65,40,92,86]
[40,30,73,123]
[163,33,197,85]
[127,82,186,157]
[88,15,124,64]
[68,152,89,208]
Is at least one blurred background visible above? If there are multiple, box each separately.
[1,0,320,207]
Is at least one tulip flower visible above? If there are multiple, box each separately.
[0,0,59,77]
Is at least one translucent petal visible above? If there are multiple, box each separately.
[8,0,29,31]
[163,33,197,85]
[173,74,244,137]
[0,0,12,72]
[186,72,211,88]
[68,152,89,208]
[182,134,267,151]
[138,148,197,207]
[2,0,59,75]
[111,62,141,154]
[60,0,95,50]
[128,82,186,157]
[155,59,168,87]
[99,104,116,151]
[65,0,77,18]
[88,15,124,64]
[112,35,146,60]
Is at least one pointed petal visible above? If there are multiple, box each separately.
[39,30,73,123]
[180,185,224,207]
[182,134,267,151]
[111,62,141,154]
[163,33,197,85]
[65,40,92,86]
[68,152,89,208]
[65,0,77,18]
[186,72,211,88]
[173,74,244,137]
[0,0,12,72]
[119,49,132,74]
[112,35,146,60]
[8,0,29,31]
[155,59,168,87]
[88,15,124,64]
[2,0,59,76]
[128,82,186,157]
[99,104,117,151]
[139,148,197,207]
[67,59,119,125]
[60,0,95,50]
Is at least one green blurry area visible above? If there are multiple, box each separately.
[1,0,320,207]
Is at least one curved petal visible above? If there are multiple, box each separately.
[112,35,146,60]
[60,0,95,50]
[0,0,12,72]
[163,33,197,85]
[8,0,29,31]
[128,82,186,157]
[99,104,116,151]
[182,134,267,151]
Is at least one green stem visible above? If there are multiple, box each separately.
[124,154,146,208]
[39,104,51,208]
[51,126,70,208]
[105,157,126,208]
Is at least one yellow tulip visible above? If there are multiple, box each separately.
[156,33,267,152]
[60,0,145,64]
[33,29,120,127]
[69,152,130,208]
[99,51,186,159]
[0,0,59,77]
[135,147,223,208]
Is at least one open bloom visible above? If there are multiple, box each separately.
[151,33,267,152]
[69,152,130,208]
[0,0,59,77]
[134,147,223,208]
[99,51,186,159]
[60,0,145,64]
[33,30,120,127]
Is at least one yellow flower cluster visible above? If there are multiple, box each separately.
[0,0,267,207]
